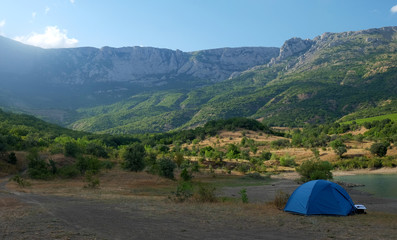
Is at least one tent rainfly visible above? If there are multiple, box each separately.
[284,180,356,216]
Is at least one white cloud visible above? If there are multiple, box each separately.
[14,26,79,49]
[70,0,75,3]
[391,5,397,13]
[0,20,5,36]
[45,7,50,14]
[32,12,37,19]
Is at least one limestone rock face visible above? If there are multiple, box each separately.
[0,36,279,86]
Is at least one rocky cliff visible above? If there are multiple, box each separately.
[0,37,279,86]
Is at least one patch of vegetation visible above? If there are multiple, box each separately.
[239,188,249,203]
[296,159,333,182]
[273,190,290,210]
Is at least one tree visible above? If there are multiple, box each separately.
[296,159,333,182]
[370,142,390,157]
[157,157,176,179]
[330,139,347,157]
[64,141,80,157]
[122,143,146,172]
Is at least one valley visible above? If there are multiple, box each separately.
[1,25,397,239]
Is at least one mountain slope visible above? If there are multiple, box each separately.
[1,27,397,133]
[0,36,278,113]
[71,26,397,133]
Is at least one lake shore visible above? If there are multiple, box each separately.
[333,167,397,176]
[271,167,397,181]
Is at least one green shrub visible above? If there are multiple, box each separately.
[76,156,102,174]
[10,175,31,187]
[180,168,192,181]
[157,157,176,179]
[239,188,248,203]
[86,142,108,158]
[370,142,390,157]
[171,181,194,202]
[330,139,347,157]
[296,159,333,182]
[260,151,272,161]
[279,154,296,167]
[27,150,52,180]
[84,170,100,189]
[270,139,290,149]
[368,158,382,169]
[58,165,80,178]
[333,157,369,170]
[122,143,146,172]
[381,157,397,167]
[64,141,80,157]
[237,163,250,174]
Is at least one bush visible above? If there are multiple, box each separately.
[193,183,217,202]
[270,139,290,149]
[239,188,248,203]
[274,190,290,210]
[76,156,102,174]
[279,154,296,167]
[296,159,333,182]
[157,157,176,179]
[122,143,146,172]
[370,142,390,157]
[180,168,193,181]
[261,151,272,161]
[7,152,17,165]
[171,180,194,202]
[27,150,52,180]
[236,163,251,174]
[10,175,30,187]
[330,139,347,157]
[84,170,100,189]
[58,165,80,178]
[86,142,108,158]
[368,158,382,169]
[333,157,369,170]
[64,141,80,157]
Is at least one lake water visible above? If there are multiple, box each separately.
[334,174,397,199]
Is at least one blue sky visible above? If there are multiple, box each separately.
[1,0,397,51]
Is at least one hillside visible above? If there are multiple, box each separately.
[1,27,397,133]
[72,27,397,133]
[0,35,278,121]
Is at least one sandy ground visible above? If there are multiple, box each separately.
[1,169,397,240]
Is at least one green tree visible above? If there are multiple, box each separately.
[296,159,333,182]
[157,157,176,179]
[122,143,146,172]
[226,144,240,159]
[370,142,390,157]
[64,141,80,157]
[330,139,347,157]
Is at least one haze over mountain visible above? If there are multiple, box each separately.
[1,26,397,133]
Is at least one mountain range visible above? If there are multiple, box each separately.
[1,26,396,133]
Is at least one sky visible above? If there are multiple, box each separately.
[1,0,397,51]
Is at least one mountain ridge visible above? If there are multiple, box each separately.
[1,26,397,133]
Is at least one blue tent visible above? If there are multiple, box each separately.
[284,180,356,216]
